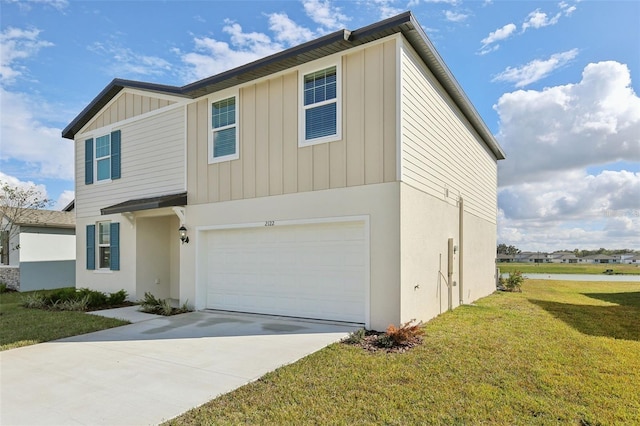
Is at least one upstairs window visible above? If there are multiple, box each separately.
[95,135,111,181]
[85,130,121,185]
[300,64,341,146]
[210,96,239,163]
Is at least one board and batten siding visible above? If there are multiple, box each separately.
[84,92,177,132]
[187,39,398,205]
[400,41,498,224]
[75,106,185,218]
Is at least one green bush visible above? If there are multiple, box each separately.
[139,292,192,316]
[45,287,77,304]
[107,289,128,306]
[21,293,47,309]
[502,271,524,292]
[76,288,108,308]
[21,288,129,311]
[343,328,366,344]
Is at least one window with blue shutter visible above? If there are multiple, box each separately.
[110,222,120,271]
[301,65,340,145]
[86,130,121,183]
[85,139,94,185]
[86,224,95,270]
[210,96,238,163]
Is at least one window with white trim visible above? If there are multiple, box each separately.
[300,64,341,146]
[85,129,120,185]
[95,134,111,181]
[98,222,111,269]
[209,96,239,163]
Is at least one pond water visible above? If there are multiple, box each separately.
[501,273,640,282]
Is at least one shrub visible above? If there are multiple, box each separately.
[343,328,366,344]
[76,288,108,308]
[502,271,524,292]
[107,289,128,306]
[382,319,425,347]
[139,292,193,316]
[0,282,13,293]
[22,293,47,309]
[45,287,77,304]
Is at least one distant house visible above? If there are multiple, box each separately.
[0,208,76,291]
[496,254,516,263]
[624,255,640,265]
[581,254,618,264]
[62,12,506,330]
[550,252,579,263]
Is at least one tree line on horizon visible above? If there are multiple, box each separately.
[496,244,638,257]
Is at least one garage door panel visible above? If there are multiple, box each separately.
[204,221,367,323]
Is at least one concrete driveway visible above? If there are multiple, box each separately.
[0,309,359,426]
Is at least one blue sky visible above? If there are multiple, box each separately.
[1,0,639,251]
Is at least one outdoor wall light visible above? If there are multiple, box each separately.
[179,225,189,244]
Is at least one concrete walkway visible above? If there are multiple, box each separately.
[0,309,359,426]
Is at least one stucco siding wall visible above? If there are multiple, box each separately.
[84,92,177,132]
[187,39,398,205]
[180,182,401,331]
[400,40,498,224]
[19,233,75,262]
[75,215,135,297]
[399,183,496,324]
[136,216,180,300]
[75,107,186,218]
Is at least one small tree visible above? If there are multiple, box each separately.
[0,181,52,264]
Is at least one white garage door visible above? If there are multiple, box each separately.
[204,220,367,324]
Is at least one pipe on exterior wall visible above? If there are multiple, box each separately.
[459,197,464,305]
[447,238,454,311]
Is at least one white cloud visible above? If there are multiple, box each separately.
[54,190,75,210]
[177,20,285,82]
[481,23,516,47]
[268,13,315,45]
[302,0,349,31]
[177,9,331,83]
[88,42,172,78]
[498,170,640,250]
[522,9,561,32]
[444,10,469,23]
[495,61,640,250]
[495,61,640,186]
[0,88,74,180]
[368,0,403,19]
[0,27,54,84]
[4,0,69,12]
[0,172,49,199]
[492,49,579,87]
[558,1,578,16]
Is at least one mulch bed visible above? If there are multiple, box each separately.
[343,330,423,354]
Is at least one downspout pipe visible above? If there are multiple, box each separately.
[459,197,464,305]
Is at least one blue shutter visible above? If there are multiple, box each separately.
[85,139,94,185]
[110,222,120,271]
[86,225,95,270]
[111,130,121,179]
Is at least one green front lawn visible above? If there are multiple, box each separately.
[0,290,128,351]
[498,261,640,275]
[167,280,640,425]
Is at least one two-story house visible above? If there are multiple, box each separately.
[62,12,505,331]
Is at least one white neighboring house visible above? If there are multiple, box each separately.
[0,207,76,291]
[62,12,506,331]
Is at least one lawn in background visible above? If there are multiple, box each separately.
[498,261,640,275]
[167,279,640,425]
[0,290,128,351]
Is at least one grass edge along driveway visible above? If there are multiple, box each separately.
[0,290,128,351]
[166,279,640,426]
